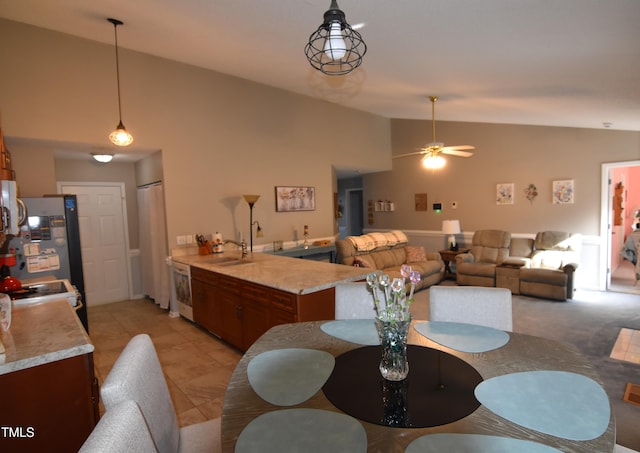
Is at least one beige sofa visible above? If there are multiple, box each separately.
[335,231,444,291]
[456,230,581,301]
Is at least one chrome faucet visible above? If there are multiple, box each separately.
[224,239,248,258]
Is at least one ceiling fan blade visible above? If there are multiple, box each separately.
[445,145,475,151]
[442,148,474,157]
[392,150,428,159]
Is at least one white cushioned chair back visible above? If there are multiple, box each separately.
[100,334,179,453]
[335,283,377,319]
[429,286,513,331]
[80,400,157,453]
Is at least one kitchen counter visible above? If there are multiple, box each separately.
[0,299,94,375]
[173,250,369,295]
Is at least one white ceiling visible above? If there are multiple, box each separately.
[2,0,640,133]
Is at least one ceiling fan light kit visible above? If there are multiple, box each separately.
[304,0,367,76]
[393,96,475,168]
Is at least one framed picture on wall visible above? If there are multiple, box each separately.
[496,183,514,205]
[415,193,428,211]
[552,180,574,204]
[275,186,316,212]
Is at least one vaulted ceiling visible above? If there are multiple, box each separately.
[2,0,640,131]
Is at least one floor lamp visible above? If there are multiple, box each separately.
[243,195,260,251]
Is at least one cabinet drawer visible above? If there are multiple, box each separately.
[270,289,296,313]
[217,275,241,294]
[242,283,270,303]
[191,266,218,285]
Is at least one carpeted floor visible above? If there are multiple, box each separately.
[410,284,640,451]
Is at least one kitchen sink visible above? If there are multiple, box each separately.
[203,256,253,266]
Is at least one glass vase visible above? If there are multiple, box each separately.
[376,317,411,381]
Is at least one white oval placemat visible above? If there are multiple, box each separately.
[475,370,610,441]
[406,433,562,453]
[247,348,335,406]
[414,321,509,352]
[320,319,380,345]
[236,408,367,453]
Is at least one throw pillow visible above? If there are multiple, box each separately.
[405,246,426,263]
[354,255,376,268]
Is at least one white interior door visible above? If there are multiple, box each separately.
[59,183,130,305]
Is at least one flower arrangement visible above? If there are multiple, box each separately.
[366,264,421,322]
[524,183,538,204]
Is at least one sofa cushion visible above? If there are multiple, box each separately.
[353,255,375,268]
[534,231,578,251]
[520,268,567,285]
[457,262,497,278]
[469,230,511,264]
[407,260,442,276]
[509,237,534,258]
[371,248,406,270]
[530,250,564,270]
[405,246,427,263]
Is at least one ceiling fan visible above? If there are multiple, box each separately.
[393,96,475,169]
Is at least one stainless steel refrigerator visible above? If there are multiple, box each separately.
[8,195,88,331]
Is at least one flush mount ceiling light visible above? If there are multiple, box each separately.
[92,153,114,163]
[304,0,367,76]
[107,18,133,147]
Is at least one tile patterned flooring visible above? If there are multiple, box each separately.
[88,298,242,426]
[610,328,640,365]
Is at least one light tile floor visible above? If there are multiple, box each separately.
[88,298,242,426]
[610,328,640,365]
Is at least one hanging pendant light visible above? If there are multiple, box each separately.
[107,18,133,147]
[304,0,367,76]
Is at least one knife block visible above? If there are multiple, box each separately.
[198,241,212,255]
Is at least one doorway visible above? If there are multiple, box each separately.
[58,182,131,304]
[345,188,364,237]
[600,160,640,294]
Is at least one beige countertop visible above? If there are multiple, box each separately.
[0,299,94,375]
[173,251,369,295]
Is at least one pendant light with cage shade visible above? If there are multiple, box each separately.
[304,0,367,76]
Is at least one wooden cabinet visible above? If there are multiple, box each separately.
[191,266,332,350]
[0,350,99,452]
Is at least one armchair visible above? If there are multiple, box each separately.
[456,230,511,287]
[519,231,581,301]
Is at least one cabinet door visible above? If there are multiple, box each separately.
[217,276,243,349]
[191,277,219,335]
[241,282,271,349]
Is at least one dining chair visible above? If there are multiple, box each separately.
[79,400,157,453]
[334,282,377,319]
[429,286,513,331]
[100,334,221,453]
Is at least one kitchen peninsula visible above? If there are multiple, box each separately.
[0,300,99,452]
[173,251,369,351]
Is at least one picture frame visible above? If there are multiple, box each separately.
[415,193,428,211]
[275,186,316,212]
[552,179,574,204]
[496,183,514,205]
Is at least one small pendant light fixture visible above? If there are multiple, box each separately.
[107,18,133,147]
[304,0,367,76]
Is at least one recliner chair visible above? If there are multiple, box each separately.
[456,230,511,287]
[519,231,581,301]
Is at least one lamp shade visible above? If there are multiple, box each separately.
[243,194,260,206]
[442,220,461,235]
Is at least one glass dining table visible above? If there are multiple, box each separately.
[221,319,615,453]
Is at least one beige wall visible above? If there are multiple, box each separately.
[0,19,391,249]
[364,119,640,237]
